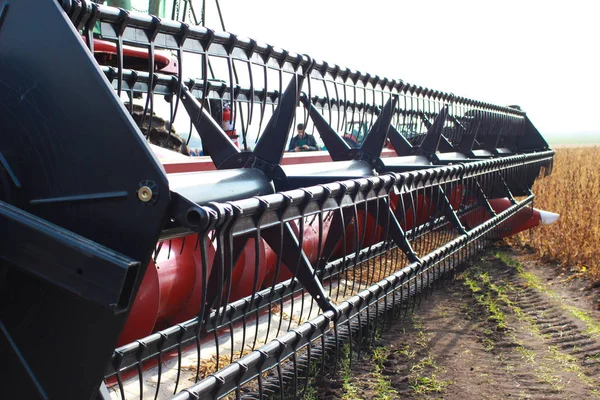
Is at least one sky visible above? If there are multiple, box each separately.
[201,0,600,139]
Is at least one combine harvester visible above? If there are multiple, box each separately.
[0,1,557,399]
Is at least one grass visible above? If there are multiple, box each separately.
[409,354,452,395]
[462,268,508,330]
[339,344,360,400]
[496,252,600,338]
[510,147,600,285]
[410,375,451,395]
[370,346,397,400]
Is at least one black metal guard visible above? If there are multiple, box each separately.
[102,151,552,399]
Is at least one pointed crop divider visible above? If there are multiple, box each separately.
[457,110,483,156]
[180,86,241,169]
[299,95,351,161]
[253,75,305,166]
[387,125,415,156]
[473,111,499,156]
[484,114,505,154]
[419,112,454,152]
[418,105,449,158]
[359,96,397,163]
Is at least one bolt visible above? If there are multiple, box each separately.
[138,186,153,202]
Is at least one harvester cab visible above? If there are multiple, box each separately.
[0,1,556,400]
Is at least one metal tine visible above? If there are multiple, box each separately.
[350,197,368,296]
[196,38,213,138]
[414,188,427,255]
[333,207,348,302]
[296,193,314,331]
[141,17,160,139]
[210,211,229,329]
[353,301,363,358]
[340,77,348,135]
[265,196,290,345]
[374,272,385,336]
[194,233,208,382]
[342,198,360,299]
[304,70,313,129]
[173,324,186,395]
[368,198,383,288]
[228,319,235,364]
[272,66,284,127]
[153,333,167,400]
[408,188,418,245]
[319,323,327,376]
[249,231,262,352]
[368,83,376,130]
[345,308,354,370]
[380,84,386,128]
[275,360,284,400]
[225,52,236,137]
[133,340,147,400]
[322,77,333,127]
[255,62,268,144]
[126,70,137,114]
[371,290,380,346]
[286,215,304,333]
[409,91,418,143]
[350,83,357,136]
[405,268,415,318]
[290,341,299,399]
[113,350,126,400]
[167,27,187,141]
[334,74,342,133]
[115,9,128,99]
[246,60,255,149]
[306,187,327,320]
[394,251,405,315]
[360,83,369,136]
[331,320,340,377]
[232,66,249,150]
[334,205,348,301]
[393,271,405,324]
[192,234,209,383]
[301,325,315,396]
[251,199,269,352]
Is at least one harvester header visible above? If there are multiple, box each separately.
[0,1,554,399]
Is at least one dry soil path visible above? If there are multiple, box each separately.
[313,245,600,399]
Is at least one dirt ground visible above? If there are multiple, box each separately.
[312,244,600,399]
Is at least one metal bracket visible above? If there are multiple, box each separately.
[499,173,517,205]
[474,180,497,217]
[376,197,421,264]
[431,187,468,235]
[261,222,336,313]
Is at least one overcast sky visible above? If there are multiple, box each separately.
[203,0,599,138]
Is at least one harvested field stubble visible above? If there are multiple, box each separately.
[511,147,600,285]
